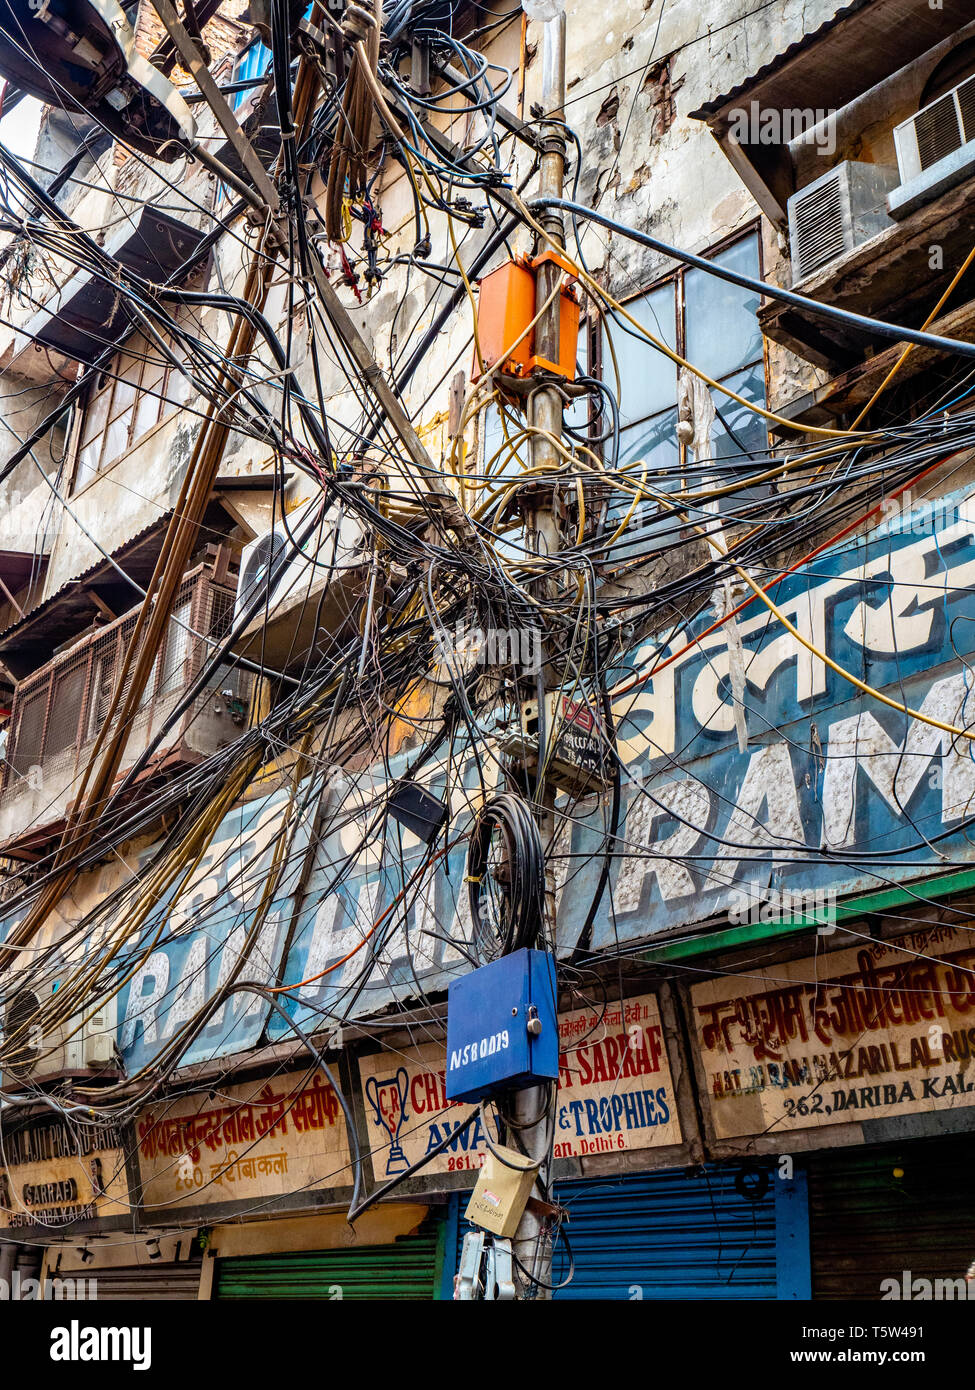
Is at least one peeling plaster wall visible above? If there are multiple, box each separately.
[0,1,856,613]
[359,0,848,435]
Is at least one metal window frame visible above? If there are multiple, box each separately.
[602,222,768,439]
[593,223,770,545]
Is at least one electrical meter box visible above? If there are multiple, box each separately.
[473,255,580,384]
[446,949,558,1104]
[465,1144,539,1239]
[498,691,612,797]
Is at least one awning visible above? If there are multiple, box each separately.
[0,497,234,680]
[689,0,973,226]
[16,206,207,367]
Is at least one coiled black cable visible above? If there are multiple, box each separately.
[467,792,545,959]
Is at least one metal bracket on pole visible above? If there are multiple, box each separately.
[456,1229,486,1299]
[455,1230,517,1300]
[411,34,432,96]
[489,1238,516,1301]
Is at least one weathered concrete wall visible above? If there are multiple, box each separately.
[0,0,860,618]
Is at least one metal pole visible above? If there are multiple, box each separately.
[512,4,567,1301]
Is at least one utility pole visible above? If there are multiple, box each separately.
[512,0,567,1301]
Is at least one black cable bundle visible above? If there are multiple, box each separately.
[466,791,545,961]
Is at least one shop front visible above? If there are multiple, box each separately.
[682,918,975,1299]
[353,986,809,1299]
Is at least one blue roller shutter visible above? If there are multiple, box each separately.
[550,1169,775,1298]
[456,1165,806,1299]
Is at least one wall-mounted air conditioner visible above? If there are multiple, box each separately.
[3,978,116,1083]
[890,75,975,219]
[787,161,898,284]
[235,524,291,629]
[233,502,368,669]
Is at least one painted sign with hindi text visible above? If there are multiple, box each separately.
[691,925,975,1140]
[358,993,682,1182]
[274,485,975,1029]
[0,1116,129,1230]
[136,1066,351,1212]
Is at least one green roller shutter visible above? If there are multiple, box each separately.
[215,1225,440,1300]
[808,1136,975,1299]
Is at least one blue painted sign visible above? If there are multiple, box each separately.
[272,483,975,1028]
[117,781,320,1071]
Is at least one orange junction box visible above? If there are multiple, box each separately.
[473,256,580,383]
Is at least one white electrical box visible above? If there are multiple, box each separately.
[233,502,368,668]
[2,980,117,1083]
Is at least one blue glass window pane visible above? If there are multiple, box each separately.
[603,408,681,560]
[705,364,771,515]
[602,283,677,427]
[481,403,528,485]
[684,234,763,381]
[709,363,768,463]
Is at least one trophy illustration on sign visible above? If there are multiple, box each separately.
[365,1067,411,1175]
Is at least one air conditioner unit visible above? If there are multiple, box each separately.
[233,503,368,669]
[787,161,897,283]
[2,978,117,1084]
[890,75,975,219]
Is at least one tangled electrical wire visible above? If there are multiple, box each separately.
[0,0,973,1298]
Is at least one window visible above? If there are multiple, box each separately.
[159,595,192,696]
[1,570,238,795]
[599,228,768,558]
[74,327,193,491]
[478,238,768,566]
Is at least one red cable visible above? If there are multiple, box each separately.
[609,450,960,698]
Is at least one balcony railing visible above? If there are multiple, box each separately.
[0,565,247,845]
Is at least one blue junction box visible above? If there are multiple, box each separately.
[445,949,559,1104]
